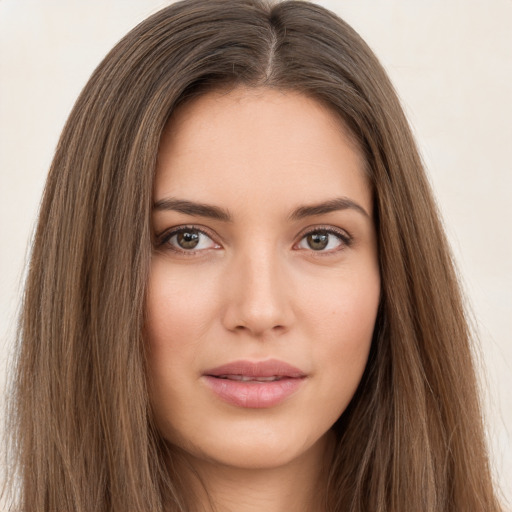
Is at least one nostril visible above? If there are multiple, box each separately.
[233,323,286,334]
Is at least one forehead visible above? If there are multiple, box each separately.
[155,87,371,216]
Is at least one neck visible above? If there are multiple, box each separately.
[171,431,335,512]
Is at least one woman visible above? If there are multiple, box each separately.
[3,0,503,510]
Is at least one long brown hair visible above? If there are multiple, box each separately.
[4,0,502,510]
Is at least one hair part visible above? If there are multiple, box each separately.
[4,1,502,510]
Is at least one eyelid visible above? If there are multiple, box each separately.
[156,224,222,254]
[154,223,352,255]
[294,225,353,252]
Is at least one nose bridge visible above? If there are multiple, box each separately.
[222,241,292,335]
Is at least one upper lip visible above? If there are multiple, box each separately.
[204,359,306,378]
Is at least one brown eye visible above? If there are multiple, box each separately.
[177,230,200,249]
[296,228,350,252]
[306,232,329,251]
[161,227,220,253]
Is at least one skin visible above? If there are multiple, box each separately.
[146,87,380,512]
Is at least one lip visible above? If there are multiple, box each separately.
[202,359,307,408]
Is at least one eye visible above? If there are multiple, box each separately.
[296,228,351,252]
[159,226,220,253]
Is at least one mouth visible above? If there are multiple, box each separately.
[202,359,307,408]
[215,375,287,382]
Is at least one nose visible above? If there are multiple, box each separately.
[221,247,294,337]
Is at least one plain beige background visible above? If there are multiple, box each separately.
[1,0,510,507]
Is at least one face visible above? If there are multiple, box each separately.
[146,87,380,470]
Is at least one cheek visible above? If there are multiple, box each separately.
[304,262,380,345]
[145,259,219,353]
[144,260,217,423]
[302,268,379,413]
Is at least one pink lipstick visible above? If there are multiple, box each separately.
[203,359,306,408]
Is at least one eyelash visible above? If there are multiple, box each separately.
[156,225,352,255]
[157,225,219,255]
[295,226,353,254]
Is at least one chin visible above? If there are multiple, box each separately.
[168,418,332,471]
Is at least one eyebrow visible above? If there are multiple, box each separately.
[289,197,370,220]
[153,198,232,221]
[152,196,369,222]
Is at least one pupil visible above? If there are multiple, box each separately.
[177,230,199,249]
[307,232,328,250]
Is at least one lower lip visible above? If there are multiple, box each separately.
[203,376,304,408]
